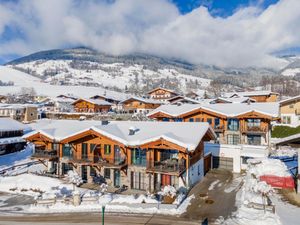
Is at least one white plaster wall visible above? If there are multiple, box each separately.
[188,158,204,187]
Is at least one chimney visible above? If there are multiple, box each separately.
[129,126,137,135]
[101,120,109,125]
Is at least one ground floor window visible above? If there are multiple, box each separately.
[227,134,239,145]
[62,163,73,175]
[104,168,110,179]
[90,166,96,177]
[247,135,261,145]
[131,171,146,190]
[282,116,291,124]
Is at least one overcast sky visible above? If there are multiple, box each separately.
[0,0,299,68]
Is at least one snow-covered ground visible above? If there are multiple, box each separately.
[6,60,211,92]
[0,145,33,170]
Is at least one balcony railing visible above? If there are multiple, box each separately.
[68,154,126,167]
[214,125,225,132]
[242,126,268,133]
[32,149,58,159]
[147,158,186,175]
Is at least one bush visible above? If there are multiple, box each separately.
[272,125,300,138]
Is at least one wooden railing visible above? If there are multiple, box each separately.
[147,158,186,175]
[68,154,126,167]
[32,149,58,159]
[213,125,225,132]
[241,126,268,133]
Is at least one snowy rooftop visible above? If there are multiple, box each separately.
[148,102,280,118]
[0,103,38,109]
[222,90,279,98]
[72,98,112,106]
[0,118,28,131]
[148,87,178,95]
[211,96,256,103]
[24,119,215,151]
[121,96,163,105]
[279,95,300,105]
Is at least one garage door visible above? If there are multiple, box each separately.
[213,156,233,171]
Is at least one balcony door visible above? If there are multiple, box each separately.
[62,144,72,158]
[82,143,88,159]
[114,145,121,164]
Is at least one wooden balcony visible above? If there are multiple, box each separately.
[242,126,268,134]
[213,125,225,132]
[146,159,186,176]
[32,149,58,160]
[68,155,127,168]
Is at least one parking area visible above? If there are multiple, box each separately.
[183,169,243,223]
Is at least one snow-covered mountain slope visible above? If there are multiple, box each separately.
[7,59,211,92]
[280,56,300,77]
[0,66,130,100]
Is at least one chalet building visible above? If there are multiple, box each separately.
[72,98,112,113]
[0,103,38,122]
[210,97,256,104]
[148,103,279,146]
[148,87,179,102]
[186,90,206,100]
[0,118,28,155]
[279,95,300,127]
[221,91,279,102]
[24,120,215,192]
[167,96,200,105]
[90,94,127,111]
[121,97,163,114]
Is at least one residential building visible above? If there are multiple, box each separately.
[121,97,163,114]
[279,95,300,127]
[0,103,38,122]
[24,120,215,192]
[167,96,200,105]
[72,98,112,113]
[148,87,179,102]
[148,103,279,146]
[221,91,279,102]
[90,94,126,111]
[210,97,256,104]
[0,118,27,155]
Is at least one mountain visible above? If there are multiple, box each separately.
[5,47,280,95]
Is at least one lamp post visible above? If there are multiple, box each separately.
[101,205,105,225]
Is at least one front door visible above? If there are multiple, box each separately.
[114,169,120,187]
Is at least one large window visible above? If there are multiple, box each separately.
[131,148,146,166]
[227,134,239,145]
[131,172,146,190]
[282,116,291,124]
[189,118,194,122]
[247,119,261,127]
[228,119,239,131]
[207,118,212,125]
[247,135,261,145]
[62,144,72,157]
[104,168,110,179]
[160,150,178,161]
[104,144,111,155]
[214,118,220,128]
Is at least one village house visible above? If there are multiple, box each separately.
[90,94,127,111]
[221,90,279,102]
[24,120,215,192]
[72,98,112,113]
[0,103,38,122]
[121,97,163,114]
[209,96,256,104]
[148,102,279,146]
[0,118,28,155]
[279,95,300,127]
[148,87,179,102]
[167,96,200,105]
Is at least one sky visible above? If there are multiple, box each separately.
[0,0,299,68]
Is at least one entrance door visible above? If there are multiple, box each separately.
[114,170,121,187]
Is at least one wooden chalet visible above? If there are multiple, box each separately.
[148,87,179,102]
[72,98,112,113]
[121,97,163,114]
[24,120,215,192]
[222,91,279,103]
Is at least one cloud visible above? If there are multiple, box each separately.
[0,0,299,68]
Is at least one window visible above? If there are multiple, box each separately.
[131,172,146,190]
[195,118,201,122]
[214,118,220,128]
[189,118,194,122]
[104,168,110,179]
[247,119,261,127]
[282,116,291,124]
[247,135,261,145]
[62,144,72,157]
[52,143,59,151]
[82,143,88,158]
[90,144,96,153]
[228,119,239,131]
[162,118,170,122]
[227,134,239,145]
[104,144,111,155]
[207,118,212,125]
[131,148,146,166]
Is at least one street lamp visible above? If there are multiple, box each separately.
[101,205,105,225]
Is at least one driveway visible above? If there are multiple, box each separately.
[183,169,243,223]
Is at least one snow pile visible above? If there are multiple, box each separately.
[248,158,290,177]
[111,194,158,204]
[0,174,73,197]
[158,185,177,198]
[66,170,83,187]
[270,146,298,157]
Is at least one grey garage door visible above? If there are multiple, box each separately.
[213,156,233,171]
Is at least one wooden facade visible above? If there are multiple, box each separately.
[25,126,214,193]
[72,99,111,113]
[122,98,162,114]
[148,88,179,101]
[149,108,276,146]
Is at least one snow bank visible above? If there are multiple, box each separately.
[248,159,290,177]
[270,146,298,157]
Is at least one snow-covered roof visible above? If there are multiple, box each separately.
[72,98,112,106]
[0,103,38,109]
[167,96,200,104]
[148,102,279,118]
[147,87,178,95]
[23,119,215,151]
[222,91,279,98]
[121,96,163,105]
[0,118,28,131]
[279,95,300,105]
[211,97,256,104]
